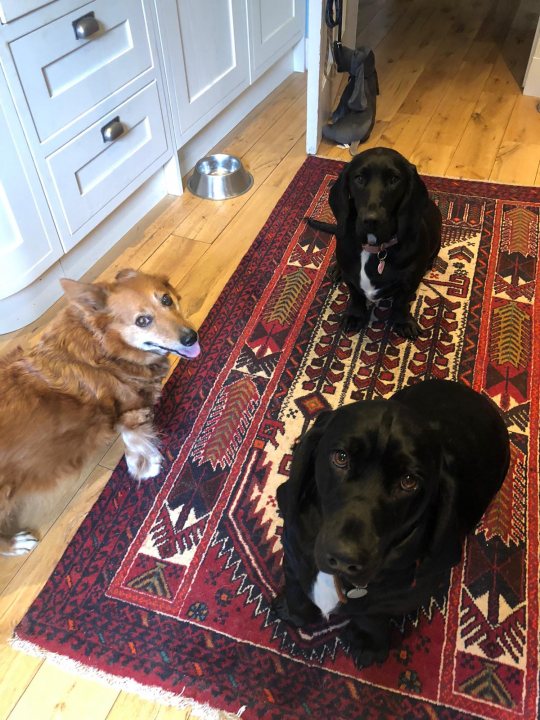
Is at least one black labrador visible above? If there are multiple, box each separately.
[308,147,442,339]
[273,380,510,667]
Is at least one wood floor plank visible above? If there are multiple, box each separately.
[174,91,306,244]
[108,694,222,720]
[502,95,540,145]
[490,142,540,185]
[7,661,119,720]
[483,53,524,95]
[179,182,284,326]
[445,91,517,179]
[410,142,458,177]
[0,645,42,720]
[218,72,306,160]
[106,692,166,720]
[139,235,209,291]
[380,113,432,158]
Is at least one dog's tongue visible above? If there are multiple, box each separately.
[178,341,201,359]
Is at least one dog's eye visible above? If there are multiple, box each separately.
[135,315,153,328]
[399,475,419,492]
[331,450,349,469]
[161,294,173,307]
[354,175,367,187]
[388,175,400,186]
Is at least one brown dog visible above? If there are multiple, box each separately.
[0,269,200,557]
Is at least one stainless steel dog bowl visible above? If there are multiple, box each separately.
[187,154,253,200]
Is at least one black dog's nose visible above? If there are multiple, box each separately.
[363,211,379,231]
[180,329,198,346]
[327,552,365,575]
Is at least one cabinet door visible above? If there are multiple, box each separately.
[157,0,250,145]
[247,0,305,81]
[0,77,62,301]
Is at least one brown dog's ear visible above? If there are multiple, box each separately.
[328,164,352,239]
[277,411,333,522]
[60,278,108,312]
[397,161,428,240]
[115,268,139,281]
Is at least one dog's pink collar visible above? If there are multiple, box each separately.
[361,236,398,254]
[361,236,398,275]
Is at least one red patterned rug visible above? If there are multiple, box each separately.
[13,157,540,720]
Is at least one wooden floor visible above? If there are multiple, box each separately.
[1,0,539,718]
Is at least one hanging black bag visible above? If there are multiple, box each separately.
[323,0,379,146]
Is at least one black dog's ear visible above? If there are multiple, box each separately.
[397,161,429,240]
[425,453,461,564]
[277,412,333,522]
[328,165,352,239]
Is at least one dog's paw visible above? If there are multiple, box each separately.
[271,593,320,627]
[345,630,389,668]
[126,450,163,481]
[120,407,154,429]
[343,313,369,334]
[349,643,389,669]
[2,531,39,557]
[392,316,423,340]
[271,593,292,622]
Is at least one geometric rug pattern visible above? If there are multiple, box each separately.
[14,157,539,719]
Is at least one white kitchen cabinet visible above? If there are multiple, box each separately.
[157,0,305,148]
[0,0,306,333]
[247,0,305,81]
[156,0,251,145]
[1,0,174,253]
[0,66,63,303]
[0,0,177,333]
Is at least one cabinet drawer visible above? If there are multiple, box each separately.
[0,0,52,23]
[9,0,153,141]
[46,81,168,246]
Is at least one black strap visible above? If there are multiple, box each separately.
[325,0,343,44]
[326,0,343,68]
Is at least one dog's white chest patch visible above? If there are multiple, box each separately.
[359,250,379,303]
[310,571,340,618]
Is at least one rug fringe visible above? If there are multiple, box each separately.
[11,634,246,719]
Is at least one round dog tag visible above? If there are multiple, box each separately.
[346,586,368,599]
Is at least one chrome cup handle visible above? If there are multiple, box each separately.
[101,117,125,143]
[72,12,100,40]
